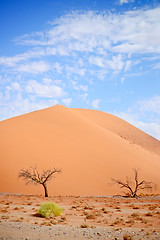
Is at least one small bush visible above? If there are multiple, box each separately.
[80,223,89,228]
[126,219,135,224]
[130,212,139,218]
[85,213,96,220]
[38,202,63,218]
[149,205,157,210]
[123,235,133,240]
[145,212,153,217]
[84,205,93,210]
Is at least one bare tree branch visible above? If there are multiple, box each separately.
[18,166,62,197]
[112,168,153,198]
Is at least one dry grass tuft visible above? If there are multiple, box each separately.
[1,215,9,220]
[84,205,93,210]
[133,206,140,209]
[141,218,148,224]
[145,212,153,217]
[80,223,89,228]
[101,207,109,214]
[130,213,139,218]
[1,208,8,213]
[148,205,157,211]
[112,217,124,225]
[125,219,135,224]
[103,219,108,224]
[85,213,96,220]
[123,235,133,240]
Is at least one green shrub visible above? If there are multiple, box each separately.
[38,202,63,218]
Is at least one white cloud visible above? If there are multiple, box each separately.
[96,69,108,80]
[0,7,160,124]
[70,80,79,90]
[66,65,86,78]
[26,80,65,98]
[62,98,72,106]
[79,85,88,92]
[54,62,63,73]
[115,95,160,140]
[92,99,101,109]
[124,60,132,72]
[43,78,65,88]
[0,49,45,67]
[0,96,59,121]
[116,112,160,140]
[89,54,125,72]
[135,121,160,141]
[107,54,124,71]
[153,62,160,69]
[14,8,160,57]
[89,56,104,68]
[5,86,11,100]
[120,0,135,5]
[70,80,88,91]
[10,82,21,91]
[138,96,160,115]
[16,61,50,74]
[79,93,88,103]
[43,78,52,85]
[1,7,160,77]
[121,77,125,84]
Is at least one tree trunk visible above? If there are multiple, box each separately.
[132,192,137,198]
[42,183,48,197]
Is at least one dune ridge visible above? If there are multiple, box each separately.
[0,105,160,196]
[72,108,160,155]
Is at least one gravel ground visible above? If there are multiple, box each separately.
[0,220,159,240]
[1,194,160,239]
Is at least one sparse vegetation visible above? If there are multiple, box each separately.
[112,217,124,225]
[133,206,139,209]
[85,213,96,220]
[141,218,148,224]
[0,194,160,238]
[123,235,133,240]
[18,166,61,197]
[148,204,157,210]
[80,223,89,228]
[130,212,139,218]
[125,219,135,224]
[59,216,67,222]
[13,207,19,210]
[101,207,108,214]
[145,212,153,217]
[84,205,93,210]
[38,202,63,218]
[112,168,153,198]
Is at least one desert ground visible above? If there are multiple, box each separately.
[0,105,160,196]
[0,193,160,239]
[1,105,160,239]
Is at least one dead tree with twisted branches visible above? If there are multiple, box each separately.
[112,168,153,198]
[19,166,61,197]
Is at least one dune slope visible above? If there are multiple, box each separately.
[73,108,160,155]
[0,105,160,196]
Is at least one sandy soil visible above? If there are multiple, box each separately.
[0,193,160,239]
[0,105,160,196]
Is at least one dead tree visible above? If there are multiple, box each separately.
[18,167,61,197]
[112,168,153,198]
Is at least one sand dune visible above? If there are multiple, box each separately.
[73,108,160,155]
[0,105,160,196]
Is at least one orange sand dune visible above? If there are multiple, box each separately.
[73,108,160,155]
[0,105,160,196]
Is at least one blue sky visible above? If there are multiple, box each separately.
[0,0,160,140]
